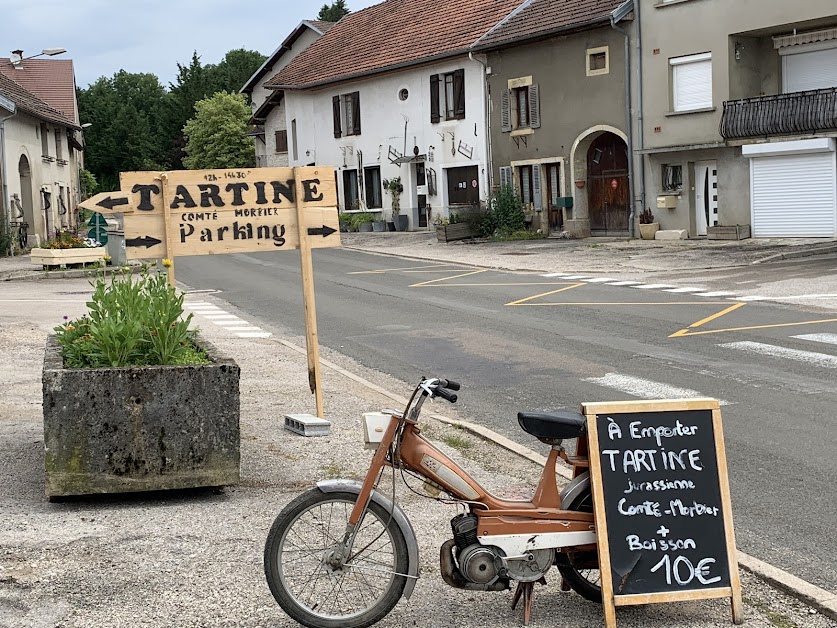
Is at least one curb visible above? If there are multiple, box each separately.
[0,264,145,282]
[270,333,837,618]
[751,242,837,265]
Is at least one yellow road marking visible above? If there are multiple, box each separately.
[410,269,488,287]
[349,263,466,275]
[671,317,837,338]
[415,282,579,287]
[506,283,586,306]
[511,300,731,306]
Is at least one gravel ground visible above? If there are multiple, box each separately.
[1,282,835,628]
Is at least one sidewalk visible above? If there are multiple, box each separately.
[1,277,835,627]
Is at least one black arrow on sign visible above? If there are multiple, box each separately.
[126,236,162,248]
[307,225,337,238]
[96,195,130,211]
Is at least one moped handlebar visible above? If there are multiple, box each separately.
[439,379,461,391]
[435,387,458,403]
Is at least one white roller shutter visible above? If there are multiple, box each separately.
[751,153,836,237]
[783,47,837,93]
[671,53,712,112]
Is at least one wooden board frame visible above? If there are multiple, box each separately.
[582,398,743,627]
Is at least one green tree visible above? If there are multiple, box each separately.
[317,0,350,21]
[206,48,267,95]
[182,92,255,170]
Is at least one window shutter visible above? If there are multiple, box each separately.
[332,95,342,138]
[499,166,512,189]
[500,89,511,132]
[430,74,441,123]
[275,130,288,153]
[532,164,542,209]
[528,84,541,129]
[671,55,712,112]
[351,92,361,135]
[453,69,466,119]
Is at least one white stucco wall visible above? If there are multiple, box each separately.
[283,55,490,228]
[3,112,79,244]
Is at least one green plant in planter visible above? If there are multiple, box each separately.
[383,177,404,216]
[54,264,208,368]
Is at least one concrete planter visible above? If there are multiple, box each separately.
[31,247,106,268]
[436,223,478,242]
[42,335,240,498]
[638,223,660,240]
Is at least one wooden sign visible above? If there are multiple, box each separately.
[583,399,743,627]
[80,167,340,259]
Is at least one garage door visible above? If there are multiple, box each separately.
[751,152,836,237]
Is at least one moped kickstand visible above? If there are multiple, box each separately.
[511,576,547,626]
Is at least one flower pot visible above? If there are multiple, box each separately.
[394,215,409,232]
[386,221,396,232]
[436,223,478,242]
[372,220,387,232]
[358,222,374,232]
[339,221,349,233]
[575,180,586,189]
[639,222,660,240]
[31,247,106,268]
[42,335,240,498]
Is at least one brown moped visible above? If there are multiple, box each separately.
[264,377,600,627]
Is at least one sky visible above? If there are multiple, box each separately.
[0,0,378,89]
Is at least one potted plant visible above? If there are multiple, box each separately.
[383,177,408,231]
[355,212,375,232]
[30,230,107,268]
[42,263,240,498]
[638,208,660,240]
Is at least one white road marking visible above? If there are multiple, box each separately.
[225,326,263,332]
[215,320,255,327]
[606,280,642,286]
[720,341,837,368]
[201,314,240,320]
[663,287,705,293]
[792,333,837,346]
[186,305,223,311]
[542,273,568,277]
[699,291,738,297]
[582,373,729,405]
[733,296,769,301]
[582,277,617,283]
[236,331,272,338]
[559,275,589,280]
[631,284,675,290]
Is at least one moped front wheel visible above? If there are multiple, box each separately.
[556,487,602,603]
[264,488,409,628]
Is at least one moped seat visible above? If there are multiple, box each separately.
[517,411,586,442]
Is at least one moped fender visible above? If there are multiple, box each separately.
[316,479,420,600]
[560,470,590,509]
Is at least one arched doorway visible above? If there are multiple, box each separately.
[17,155,35,243]
[586,132,629,234]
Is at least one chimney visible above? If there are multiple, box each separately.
[10,50,23,69]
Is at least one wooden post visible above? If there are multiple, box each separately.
[159,173,176,287]
[293,167,324,418]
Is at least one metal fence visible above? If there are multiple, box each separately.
[719,87,837,140]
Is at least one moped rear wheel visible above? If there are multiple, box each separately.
[556,487,602,603]
[264,488,409,628]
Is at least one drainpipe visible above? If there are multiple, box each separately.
[469,51,493,197]
[634,0,647,219]
[0,104,15,242]
[611,1,636,237]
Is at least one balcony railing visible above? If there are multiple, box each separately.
[719,87,837,140]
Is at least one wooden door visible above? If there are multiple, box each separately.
[587,133,629,233]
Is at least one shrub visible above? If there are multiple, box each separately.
[54,266,208,368]
[478,185,527,237]
[43,231,101,249]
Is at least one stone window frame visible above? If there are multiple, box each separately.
[586,46,610,77]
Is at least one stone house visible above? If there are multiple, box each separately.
[474,0,636,237]
[240,20,334,169]
[263,0,522,230]
[0,56,83,247]
[639,0,837,238]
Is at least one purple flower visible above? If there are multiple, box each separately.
[63,315,69,321]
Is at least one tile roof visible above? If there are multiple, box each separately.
[265,0,524,90]
[0,59,78,123]
[0,72,79,129]
[305,20,337,33]
[472,0,628,51]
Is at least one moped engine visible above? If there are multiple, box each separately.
[451,514,503,585]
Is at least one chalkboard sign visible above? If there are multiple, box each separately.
[583,399,742,628]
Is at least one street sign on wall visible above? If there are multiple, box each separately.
[80,167,340,260]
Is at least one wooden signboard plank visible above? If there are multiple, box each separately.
[583,398,742,628]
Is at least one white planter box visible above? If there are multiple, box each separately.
[31,247,106,268]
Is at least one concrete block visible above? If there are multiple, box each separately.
[655,229,689,240]
[42,335,240,498]
[563,219,591,239]
[284,413,332,437]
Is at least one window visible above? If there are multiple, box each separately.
[40,123,49,156]
[364,166,382,209]
[430,69,465,122]
[663,164,683,192]
[670,52,712,112]
[333,92,361,137]
[586,46,609,76]
[274,129,288,153]
[342,169,359,210]
[291,119,298,161]
[55,128,63,161]
[519,165,534,206]
[502,83,540,132]
[499,166,513,189]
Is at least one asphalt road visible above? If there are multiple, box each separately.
[176,248,837,593]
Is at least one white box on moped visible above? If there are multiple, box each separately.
[362,412,392,449]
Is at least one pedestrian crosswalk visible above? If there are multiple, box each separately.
[184,302,273,339]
